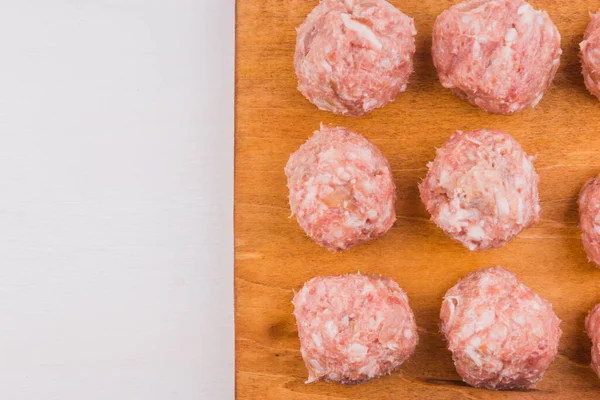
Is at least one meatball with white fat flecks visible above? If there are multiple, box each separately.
[419,129,540,251]
[295,0,416,116]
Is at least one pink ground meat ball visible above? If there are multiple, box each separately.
[578,175,600,266]
[432,0,561,114]
[585,303,600,378]
[440,266,562,390]
[285,125,396,252]
[292,274,418,384]
[419,129,540,251]
[294,0,416,116]
[580,11,600,100]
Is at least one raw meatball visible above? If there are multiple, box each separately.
[292,274,418,384]
[295,0,416,116]
[585,303,600,378]
[440,266,562,390]
[580,11,600,100]
[419,129,540,251]
[578,175,600,266]
[285,125,396,252]
[432,0,561,114]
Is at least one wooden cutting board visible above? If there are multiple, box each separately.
[235,1,600,398]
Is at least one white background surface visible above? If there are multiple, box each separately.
[0,1,234,399]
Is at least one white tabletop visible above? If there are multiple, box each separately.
[0,1,234,398]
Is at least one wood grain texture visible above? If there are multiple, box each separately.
[235,1,600,398]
